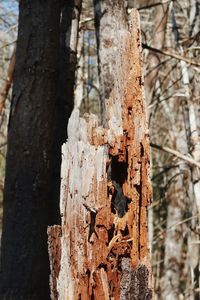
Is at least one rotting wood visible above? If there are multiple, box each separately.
[48,9,152,300]
[48,225,62,300]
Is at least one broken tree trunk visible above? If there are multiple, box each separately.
[48,9,152,300]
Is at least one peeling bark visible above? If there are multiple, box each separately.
[48,9,152,300]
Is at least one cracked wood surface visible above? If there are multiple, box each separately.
[48,9,152,300]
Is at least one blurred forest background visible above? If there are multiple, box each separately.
[0,0,200,299]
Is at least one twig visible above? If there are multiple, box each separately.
[0,39,16,50]
[0,142,7,149]
[148,199,160,210]
[150,143,200,168]
[80,17,94,25]
[0,43,16,114]
[154,214,199,243]
[143,43,200,67]
[138,0,171,10]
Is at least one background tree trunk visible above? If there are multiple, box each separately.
[0,1,61,299]
[48,9,152,300]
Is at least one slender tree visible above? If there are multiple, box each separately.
[0,1,80,299]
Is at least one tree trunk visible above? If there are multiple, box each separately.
[0,1,61,299]
[48,9,152,300]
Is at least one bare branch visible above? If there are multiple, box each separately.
[138,0,171,11]
[154,214,199,243]
[151,143,200,168]
[143,43,200,67]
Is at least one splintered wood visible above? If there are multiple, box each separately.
[48,10,152,300]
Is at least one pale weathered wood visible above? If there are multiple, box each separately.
[48,9,152,300]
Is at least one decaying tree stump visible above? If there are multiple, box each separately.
[48,9,152,300]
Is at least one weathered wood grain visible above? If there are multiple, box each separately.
[48,9,152,300]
